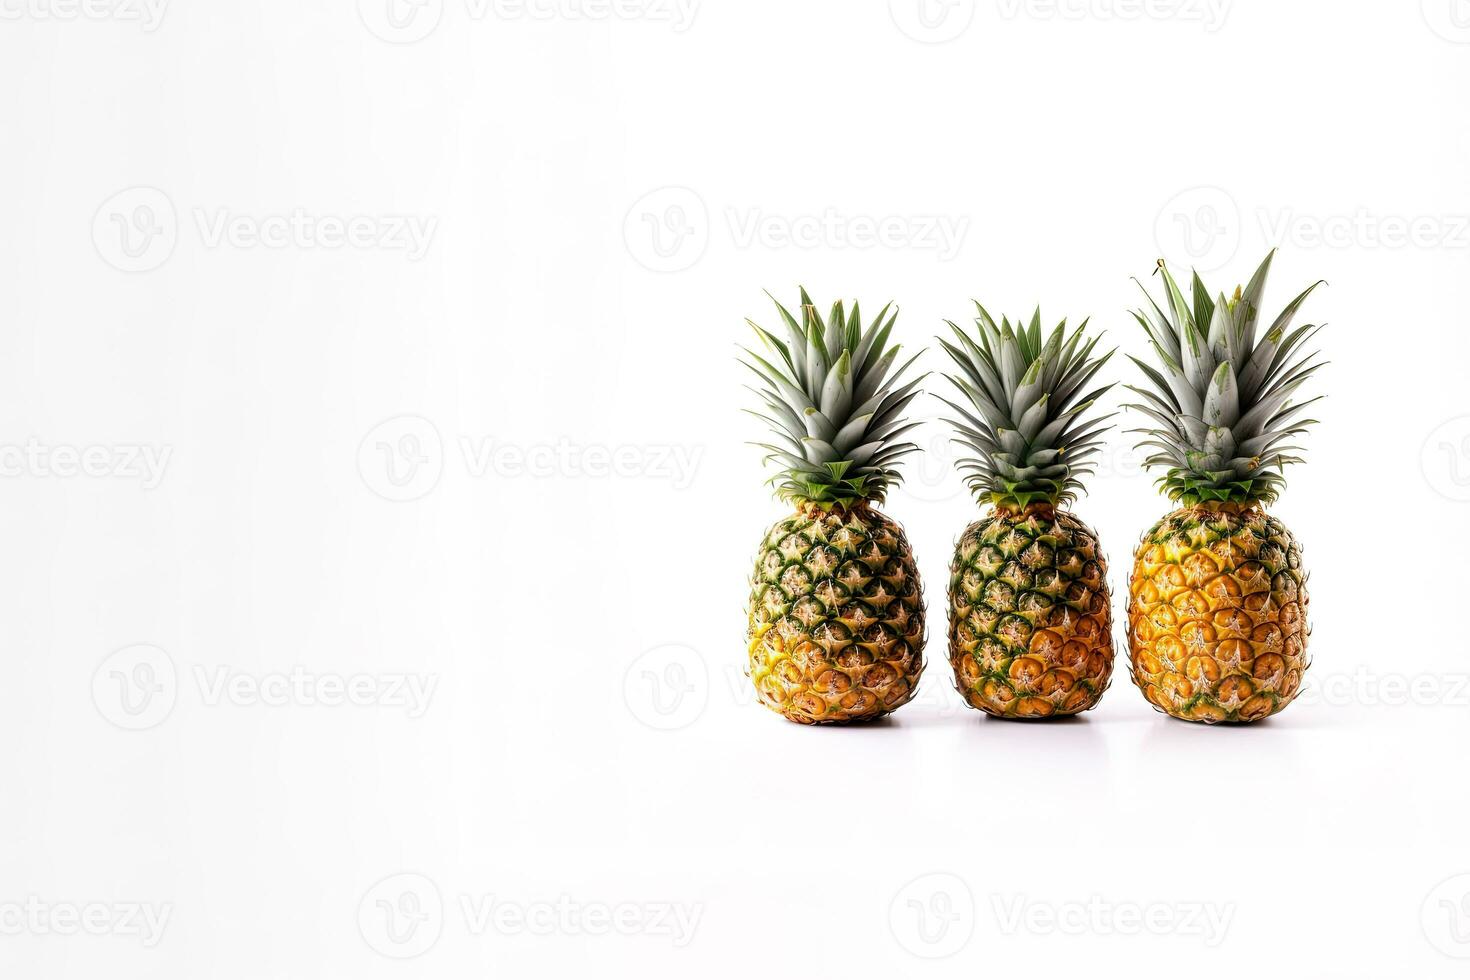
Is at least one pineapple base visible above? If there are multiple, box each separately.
[746,503,925,724]
[1127,506,1310,724]
[948,507,1114,719]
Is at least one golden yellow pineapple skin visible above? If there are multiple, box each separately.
[948,506,1114,719]
[1127,506,1310,723]
[747,503,925,724]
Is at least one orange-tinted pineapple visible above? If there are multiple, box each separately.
[937,307,1117,718]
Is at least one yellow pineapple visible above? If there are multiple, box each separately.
[1125,252,1324,723]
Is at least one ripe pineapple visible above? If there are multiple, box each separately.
[743,290,927,724]
[1125,251,1324,723]
[937,308,1117,719]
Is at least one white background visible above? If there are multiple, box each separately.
[3,0,1470,976]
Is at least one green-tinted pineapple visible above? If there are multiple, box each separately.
[938,308,1117,718]
[743,290,926,724]
[1125,251,1323,723]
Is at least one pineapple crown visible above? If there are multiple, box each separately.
[742,289,926,507]
[937,306,1115,510]
[1127,250,1326,507]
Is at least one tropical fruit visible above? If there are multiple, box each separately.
[743,290,927,724]
[1124,251,1323,723]
[937,307,1117,719]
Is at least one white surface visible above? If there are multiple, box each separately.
[2,1,1469,977]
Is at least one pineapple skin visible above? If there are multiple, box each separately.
[1127,506,1310,723]
[948,507,1114,718]
[747,503,925,724]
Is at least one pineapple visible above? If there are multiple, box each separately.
[742,290,927,724]
[1125,251,1324,723]
[937,307,1117,719]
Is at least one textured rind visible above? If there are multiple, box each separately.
[947,509,1114,718]
[747,505,925,724]
[1127,507,1310,724]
